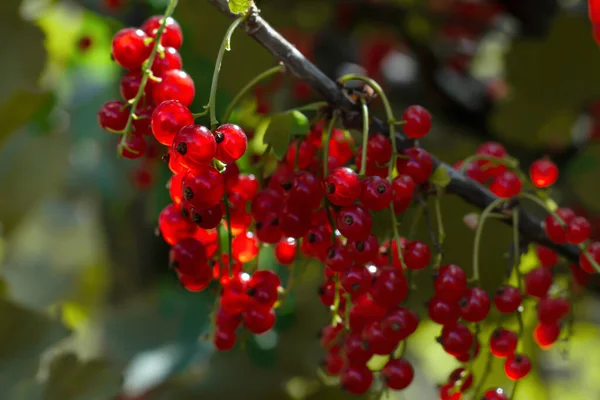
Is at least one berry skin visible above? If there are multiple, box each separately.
[340,365,373,395]
[536,245,558,268]
[190,202,223,229]
[428,295,460,326]
[98,100,128,132]
[363,320,399,355]
[181,165,225,210]
[120,133,147,159]
[347,234,379,265]
[286,171,323,211]
[231,231,259,263]
[403,240,431,270]
[320,324,343,352]
[151,100,194,146]
[341,265,372,298]
[476,141,507,176]
[360,176,392,211]
[159,203,196,245]
[482,389,507,400]
[337,205,373,241]
[366,133,392,164]
[530,158,558,188]
[391,174,415,201]
[448,367,473,391]
[489,328,518,357]
[439,383,462,400]
[213,329,236,351]
[120,71,152,101]
[524,267,553,298]
[285,139,316,170]
[243,302,276,334]
[151,46,183,76]
[215,307,242,331]
[323,352,344,376]
[214,124,248,163]
[132,105,154,136]
[459,287,491,322]
[494,285,522,313]
[489,171,522,198]
[343,332,374,365]
[274,238,296,265]
[251,188,284,220]
[324,167,361,206]
[247,270,280,308]
[255,212,282,244]
[329,128,355,165]
[537,297,570,324]
[439,322,474,356]
[325,244,350,272]
[111,28,151,70]
[381,358,414,390]
[579,241,600,273]
[348,294,387,332]
[504,354,531,380]
[141,16,184,49]
[434,264,468,302]
[152,69,195,107]
[395,147,433,184]
[221,274,250,315]
[382,307,419,341]
[370,267,408,308]
[279,206,311,239]
[533,322,561,349]
[402,105,432,139]
[544,207,575,244]
[566,216,591,244]
[172,125,217,168]
[169,238,210,279]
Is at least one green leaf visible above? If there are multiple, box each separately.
[262,111,310,160]
[228,0,252,15]
[429,164,451,188]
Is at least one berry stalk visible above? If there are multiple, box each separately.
[358,97,369,177]
[118,0,179,154]
[472,198,507,283]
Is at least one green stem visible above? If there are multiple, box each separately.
[460,154,519,173]
[509,380,519,400]
[359,97,369,176]
[433,186,446,268]
[118,0,179,154]
[323,113,338,178]
[281,101,328,114]
[207,14,248,130]
[222,64,284,123]
[472,198,507,282]
[390,202,407,270]
[472,351,494,399]
[223,197,234,278]
[331,276,342,326]
[518,192,565,226]
[513,209,525,337]
[408,205,424,240]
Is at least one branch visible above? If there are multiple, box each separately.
[206,0,580,263]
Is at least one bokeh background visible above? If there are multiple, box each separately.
[2,0,600,399]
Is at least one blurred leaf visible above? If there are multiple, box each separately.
[0,0,46,104]
[228,0,252,15]
[263,111,309,159]
[0,298,70,397]
[492,15,600,149]
[429,165,451,188]
[42,353,122,400]
[0,91,51,147]
[566,143,600,212]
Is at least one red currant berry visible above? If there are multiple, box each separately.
[524,267,553,298]
[232,231,259,263]
[382,307,419,341]
[459,287,491,322]
[403,240,431,270]
[439,322,474,356]
[391,174,415,202]
[439,383,462,400]
[366,133,392,164]
[151,100,194,146]
[255,212,282,244]
[402,105,432,139]
[448,367,473,391]
[190,202,223,229]
[247,270,280,308]
[320,324,343,352]
[111,28,151,70]
[98,100,128,132]
[533,322,560,349]
[243,302,276,334]
[537,296,569,324]
[504,354,531,380]
[324,167,361,206]
[434,264,468,302]
[337,205,372,241]
[370,267,408,308]
[454,338,480,362]
[348,294,386,332]
[341,265,372,298]
[489,171,522,198]
[566,216,591,244]
[325,244,350,272]
[152,69,195,107]
[274,238,297,265]
[172,124,216,168]
[396,147,433,184]
[494,285,522,313]
[322,352,344,376]
[381,358,414,390]
[251,188,284,220]
[428,295,460,325]
[544,207,575,244]
[286,171,324,211]
[340,364,373,395]
[579,241,600,273]
[181,165,224,210]
[343,332,373,365]
[529,158,558,188]
[329,128,355,165]
[536,245,558,268]
[213,329,236,351]
[279,206,311,238]
[221,274,251,315]
[151,46,183,76]
[360,176,392,211]
[120,71,152,101]
[141,16,183,49]
[214,124,247,163]
[482,388,507,400]
[284,139,317,170]
[489,328,518,357]
[132,104,154,136]
[120,133,147,159]
[169,238,210,279]
[363,320,399,355]
[476,141,507,176]
[159,203,196,245]
[346,234,379,265]
[215,307,242,331]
